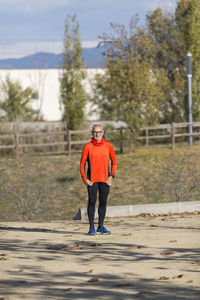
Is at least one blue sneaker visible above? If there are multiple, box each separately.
[96,226,111,235]
[88,226,96,235]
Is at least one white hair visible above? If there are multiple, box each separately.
[91,124,104,132]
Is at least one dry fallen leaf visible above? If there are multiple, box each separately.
[0,253,8,261]
[87,277,99,282]
[149,213,155,217]
[126,245,141,250]
[172,274,183,279]
[160,251,174,255]
[190,261,198,264]
[70,245,79,250]
[18,280,27,284]
[47,245,68,250]
[74,241,83,246]
[115,282,135,287]
[121,233,132,236]
[90,255,98,259]
[89,243,101,247]
[64,288,72,291]
[169,240,177,243]
[0,257,8,261]
[136,290,148,296]
[140,211,199,218]
[84,269,94,274]
[186,280,193,284]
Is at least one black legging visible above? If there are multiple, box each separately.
[87,182,110,227]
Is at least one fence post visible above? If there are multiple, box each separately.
[129,128,134,152]
[145,128,149,146]
[14,122,20,159]
[120,127,123,154]
[171,123,175,150]
[67,130,71,155]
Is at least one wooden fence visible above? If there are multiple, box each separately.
[0,121,67,158]
[0,121,200,158]
[139,122,200,150]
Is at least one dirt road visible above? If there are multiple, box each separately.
[0,213,199,299]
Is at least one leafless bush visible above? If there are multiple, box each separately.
[143,151,200,203]
[0,163,52,221]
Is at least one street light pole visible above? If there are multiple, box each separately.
[186,52,193,145]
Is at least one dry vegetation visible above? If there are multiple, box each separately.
[1,144,200,222]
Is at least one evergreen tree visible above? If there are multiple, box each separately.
[0,76,37,121]
[60,15,87,130]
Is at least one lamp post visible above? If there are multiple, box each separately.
[186,52,193,145]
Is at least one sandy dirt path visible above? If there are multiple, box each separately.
[0,213,200,300]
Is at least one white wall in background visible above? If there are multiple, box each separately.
[0,68,105,121]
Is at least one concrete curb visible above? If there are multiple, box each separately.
[73,201,200,220]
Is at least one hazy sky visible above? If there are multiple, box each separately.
[0,0,178,58]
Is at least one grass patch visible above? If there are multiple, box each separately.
[0,143,200,221]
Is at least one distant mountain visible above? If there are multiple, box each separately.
[0,46,106,69]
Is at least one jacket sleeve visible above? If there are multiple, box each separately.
[109,143,117,177]
[80,145,88,182]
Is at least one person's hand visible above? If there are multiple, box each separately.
[106,176,113,186]
[85,179,93,186]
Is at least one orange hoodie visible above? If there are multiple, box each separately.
[80,138,117,183]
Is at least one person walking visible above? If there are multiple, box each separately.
[80,124,117,235]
